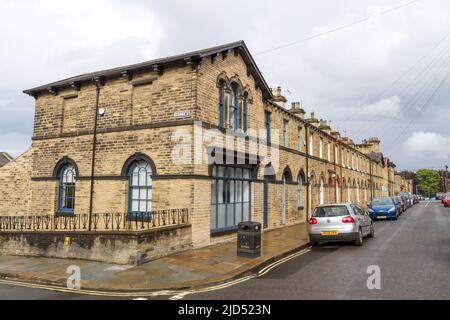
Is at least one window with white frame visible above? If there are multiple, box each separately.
[128,160,153,214]
[58,164,76,214]
[327,143,331,161]
[319,138,323,159]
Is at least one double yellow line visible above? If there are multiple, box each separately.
[0,247,311,299]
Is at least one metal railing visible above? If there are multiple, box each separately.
[0,209,189,232]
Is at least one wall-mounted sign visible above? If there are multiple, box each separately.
[381,186,388,193]
[174,111,190,118]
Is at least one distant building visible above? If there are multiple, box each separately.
[0,152,13,168]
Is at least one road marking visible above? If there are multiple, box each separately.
[425,201,430,207]
[0,247,312,298]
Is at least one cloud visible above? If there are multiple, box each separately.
[358,96,401,120]
[0,132,31,157]
[0,0,450,170]
[402,131,450,162]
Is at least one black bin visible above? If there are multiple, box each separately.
[237,221,261,258]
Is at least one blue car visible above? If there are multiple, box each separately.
[368,197,399,221]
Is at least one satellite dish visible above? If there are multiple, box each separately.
[98,107,106,117]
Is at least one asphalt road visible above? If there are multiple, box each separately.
[0,200,448,300]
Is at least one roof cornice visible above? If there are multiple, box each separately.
[23,40,273,100]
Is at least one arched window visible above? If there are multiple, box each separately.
[297,174,303,208]
[229,83,239,131]
[128,160,153,214]
[243,92,249,133]
[218,80,225,127]
[58,164,76,214]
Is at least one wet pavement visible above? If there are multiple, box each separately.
[0,223,309,292]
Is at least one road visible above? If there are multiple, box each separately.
[0,200,448,300]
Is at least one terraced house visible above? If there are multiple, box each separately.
[0,41,410,264]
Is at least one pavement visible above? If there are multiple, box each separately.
[0,222,309,293]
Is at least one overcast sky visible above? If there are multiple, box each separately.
[1,0,449,170]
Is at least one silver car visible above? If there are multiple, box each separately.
[308,203,374,246]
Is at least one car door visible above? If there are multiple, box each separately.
[355,205,370,234]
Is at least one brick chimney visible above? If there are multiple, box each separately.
[290,102,305,119]
[306,111,319,127]
[366,137,381,153]
[271,86,287,108]
[319,119,331,134]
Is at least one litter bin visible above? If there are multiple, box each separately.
[237,221,261,258]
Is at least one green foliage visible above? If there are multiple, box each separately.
[416,169,440,196]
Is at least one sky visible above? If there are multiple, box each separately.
[0,0,449,170]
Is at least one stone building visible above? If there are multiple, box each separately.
[0,41,411,264]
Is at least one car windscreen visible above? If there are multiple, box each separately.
[371,198,393,206]
[313,206,349,217]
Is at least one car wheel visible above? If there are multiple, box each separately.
[354,229,363,246]
[368,223,375,238]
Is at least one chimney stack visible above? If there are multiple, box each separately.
[319,118,331,134]
[306,111,319,127]
[290,101,306,119]
[271,86,287,108]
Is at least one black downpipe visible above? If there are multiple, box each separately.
[369,160,374,201]
[88,79,102,231]
[305,126,310,221]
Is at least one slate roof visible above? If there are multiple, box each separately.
[23,41,273,100]
[0,152,13,167]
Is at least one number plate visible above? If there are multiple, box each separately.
[377,216,387,219]
[321,231,339,236]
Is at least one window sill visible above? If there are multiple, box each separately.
[55,212,75,217]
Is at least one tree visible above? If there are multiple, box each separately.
[416,169,440,197]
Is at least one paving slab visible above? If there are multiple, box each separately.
[0,223,309,292]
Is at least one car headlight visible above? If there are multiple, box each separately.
[368,208,374,213]
[388,207,396,213]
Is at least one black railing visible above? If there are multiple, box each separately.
[0,209,189,232]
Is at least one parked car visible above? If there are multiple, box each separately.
[392,196,404,214]
[436,193,444,201]
[308,203,374,246]
[398,194,409,210]
[368,197,399,220]
[443,194,450,207]
[400,192,414,207]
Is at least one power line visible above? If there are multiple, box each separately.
[350,41,450,138]
[340,30,450,124]
[387,65,450,148]
[255,0,422,56]
[365,50,450,137]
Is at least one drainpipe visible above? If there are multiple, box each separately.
[305,125,310,222]
[369,160,374,201]
[88,77,103,231]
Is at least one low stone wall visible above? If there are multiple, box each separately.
[0,225,192,265]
